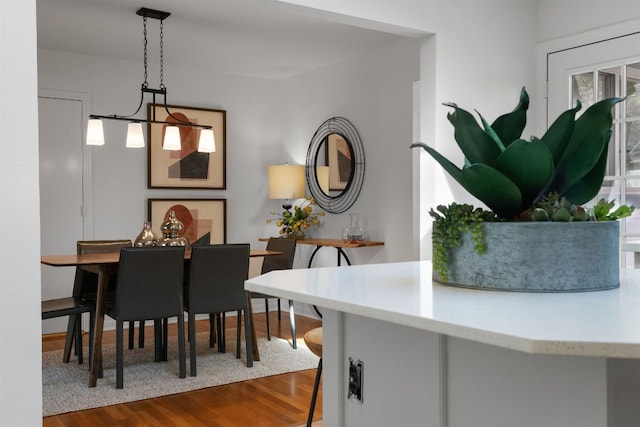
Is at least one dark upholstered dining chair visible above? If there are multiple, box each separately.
[41,296,96,366]
[184,244,253,376]
[42,239,131,366]
[105,246,187,389]
[250,238,298,348]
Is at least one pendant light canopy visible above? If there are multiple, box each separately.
[87,7,214,151]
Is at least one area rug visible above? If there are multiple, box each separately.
[42,331,319,416]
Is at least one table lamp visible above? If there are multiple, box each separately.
[268,164,305,210]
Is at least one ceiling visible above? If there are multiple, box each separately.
[36,0,410,80]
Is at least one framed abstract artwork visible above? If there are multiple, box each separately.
[147,104,226,189]
[148,198,227,246]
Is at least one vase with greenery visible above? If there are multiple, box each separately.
[411,88,634,291]
[266,196,324,238]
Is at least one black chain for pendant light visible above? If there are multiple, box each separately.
[88,7,212,131]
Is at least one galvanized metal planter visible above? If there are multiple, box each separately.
[433,221,620,292]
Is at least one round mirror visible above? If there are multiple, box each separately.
[305,117,364,214]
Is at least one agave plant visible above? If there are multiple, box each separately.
[411,88,624,220]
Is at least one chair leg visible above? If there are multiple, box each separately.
[209,313,216,348]
[63,314,77,363]
[177,314,186,379]
[277,298,281,320]
[216,313,225,353]
[162,318,169,361]
[153,319,162,362]
[265,299,271,340]
[88,311,95,372]
[116,320,124,389]
[289,300,297,349]
[243,306,253,368]
[306,358,322,427]
[138,320,145,348]
[223,313,227,351]
[189,312,197,376]
[128,320,135,349]
[236,310,241,359]
[75,314,84,364]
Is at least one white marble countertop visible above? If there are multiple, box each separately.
[245,260,640,358]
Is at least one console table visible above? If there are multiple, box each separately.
[259,237,384,267]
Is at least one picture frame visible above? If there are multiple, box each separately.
[147,104,226,189]
[148,198,227,245]
[326,133,352,191]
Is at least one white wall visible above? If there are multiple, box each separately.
[536,0,640,42]
[38,40,420,266]
[280,37,420,266]
[0,0,43,425]
[279,0,538,259]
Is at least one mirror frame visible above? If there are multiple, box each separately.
[305,117,365,214]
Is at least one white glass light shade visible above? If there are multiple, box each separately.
[125,122,145,148]
[268,164,305,200]
[162,126,181,150]
[86,119,105,146]
[197,128,216,153]
[316,165,330,194]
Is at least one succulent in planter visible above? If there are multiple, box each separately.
[412,88,635,288]
[412,87,629,219]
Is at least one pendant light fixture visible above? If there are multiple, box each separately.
[87,7,215,152]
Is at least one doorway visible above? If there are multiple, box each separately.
[38,90,92,333]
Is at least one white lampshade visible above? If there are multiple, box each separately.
[125,122,145,148]
[86,119,105,146]
[316,165,330,194]
[162,125,181,150]
[268,164,305,200]
[197,128,216,153]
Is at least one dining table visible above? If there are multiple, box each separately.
[41,248,282,387]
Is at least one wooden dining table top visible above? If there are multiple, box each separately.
[41,249,282,267]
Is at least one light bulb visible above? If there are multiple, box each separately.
[197,128,216,153]
[125,122,145,148]
[86,119,105,146]
[162,126,181,151]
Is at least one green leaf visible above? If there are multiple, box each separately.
[477,111,506,152]
[490,87,529,147]
[607,205,635,220]
[461,164,523,219]
[541,101,581,166]
[410,142,464,184]
[560,132,610,205]
[444,103,502,166]
[494,138,554,209]
[541,97,623,198]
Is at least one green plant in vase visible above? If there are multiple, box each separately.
[412,88,634,286]
[266,196,324,238]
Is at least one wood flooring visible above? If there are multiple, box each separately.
[42,310,322,427]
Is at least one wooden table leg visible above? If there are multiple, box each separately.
[89,265,108,387]
[247,297,260,362]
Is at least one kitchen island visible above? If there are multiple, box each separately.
[245,260,640,427]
